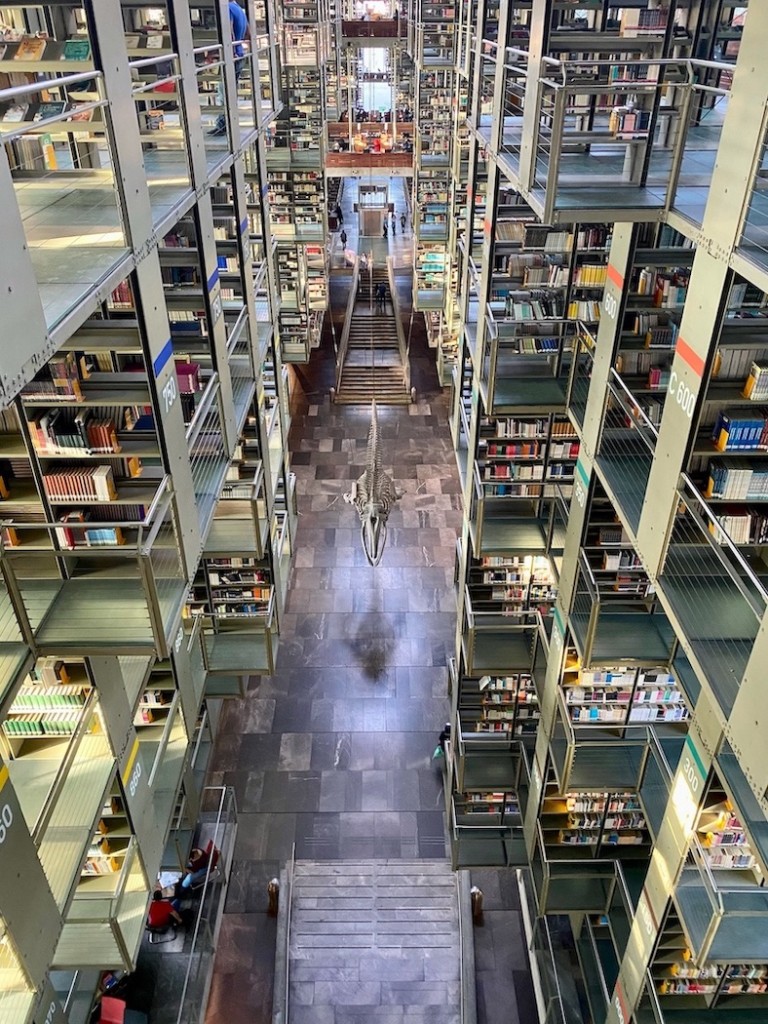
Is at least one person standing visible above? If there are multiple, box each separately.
[340,229,347,248]
[210,1,249,136]
[382,220,388,239]
[400,212,407,233]
[335,202,344,226]
[390,210,397,235]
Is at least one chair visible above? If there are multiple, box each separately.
[146,921,177,945]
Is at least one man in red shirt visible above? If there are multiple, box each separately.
[147,890,182,931]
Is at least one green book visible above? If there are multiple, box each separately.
[61,38,91,61]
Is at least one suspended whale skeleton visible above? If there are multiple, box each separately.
[343,400,403,566]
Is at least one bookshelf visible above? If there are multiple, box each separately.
[540,780,650,859]
[458,673,540,738]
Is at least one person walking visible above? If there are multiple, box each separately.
[390,210,397,235]
[340,229,347,248]
[400,212,407,233]
[382,220,388,239]
[209,1,249,136]
[375,282,386,312]
[335,202,343,226]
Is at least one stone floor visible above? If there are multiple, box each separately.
[204,274,463,1021]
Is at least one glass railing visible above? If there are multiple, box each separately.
[227,309,257,432]
[57,836,149,968]
[657,476,766,717]
[665,63,732,228]
[530,823,622,914]
[148,698,188,830]
[35,695,115,909]
[129,53,192,230]
[0,71,129,334]
[0,477,187,656]
[480,313,575,414]
[596,370,659,534]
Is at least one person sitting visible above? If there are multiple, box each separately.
[179,841,220,893]
[147,891,182,942]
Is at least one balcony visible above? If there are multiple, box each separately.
[480,315,576,416]
[656,477,766,718]
[198,591,278,677]
[54,835,148,970]
[0,478,188,658]
[448,733,528,869]
[1,71,130,339]
[549,693,651,795]
[494,53,732,226]
[570,551,675,667]
[530,822,635,916]
[596,370,660,534]
[341,18,407,39]
[461,596,539,676]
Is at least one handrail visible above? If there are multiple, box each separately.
[334,254,360,394]
[386,256,411,394]
[175,785,237,1024]
[674,475,768,616]
[285,843,297,1024]
[606,368,661,452]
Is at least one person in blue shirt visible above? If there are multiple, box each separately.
[210,1,249,135]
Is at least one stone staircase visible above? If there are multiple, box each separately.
[336,269,411,404]
[288,860,461,1024]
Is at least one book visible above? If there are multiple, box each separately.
[61,38,91,61]
[13,37,46,61]
[2,104,28,123]
[33,101,67,122]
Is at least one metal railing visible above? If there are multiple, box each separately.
[386,255,411,394]
[596,369,660,533]
[657,475,767,716]
[175,785,238,1024]
[565,324,596,433]
[737,107,768,274]
[272,843,297,1024]
[334,254,360,394]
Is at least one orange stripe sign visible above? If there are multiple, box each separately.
[675,336,705,378]
[606,264,624,290]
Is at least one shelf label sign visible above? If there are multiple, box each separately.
[612,980,631,1024]
[0,765,15,849]
[208,268,223,325]
[574,456,589,508]
[122,738,145,800]
[552,606,564,656]
[668,337,704,421]
[681,733,706,798]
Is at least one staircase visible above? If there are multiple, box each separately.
[287,860,461,1024]
[336,267,411,404]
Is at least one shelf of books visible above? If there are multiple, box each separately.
[540,778,650,860]
[457,671,540,739]
[418,2,457,67]
[562,662,689,728]
[655,761,768,1000]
